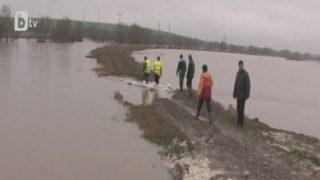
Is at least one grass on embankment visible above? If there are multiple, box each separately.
[128,104,192,158]
[114,92,193,159]
[90,44,151,79]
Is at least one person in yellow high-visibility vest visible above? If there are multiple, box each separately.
[143,56,152,84]
[153,56,162,85]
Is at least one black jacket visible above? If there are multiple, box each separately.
[176,59,186,76]
[186,60,195,79]
[233,69,251,100]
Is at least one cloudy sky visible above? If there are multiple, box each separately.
[3,0,320,54]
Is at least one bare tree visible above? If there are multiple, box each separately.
[35,16,51,42]
[0,4,12,40]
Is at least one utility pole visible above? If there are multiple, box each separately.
[222,36,227,44]
[168,21,171,33]
[118,13,122,24]
[82,8,85,22]
[98,9,100,22]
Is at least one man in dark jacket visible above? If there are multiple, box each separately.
[176,54,186,92]
[233,60,251,127]
[186,54,195,97]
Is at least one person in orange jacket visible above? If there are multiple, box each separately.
[196,64,213,124]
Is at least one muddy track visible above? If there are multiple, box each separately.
[152,90,320,179]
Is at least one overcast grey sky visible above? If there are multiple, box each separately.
[3,0,320,54]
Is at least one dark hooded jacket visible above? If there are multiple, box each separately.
[186,59,195,79]
[176,59,186,76]
[233,69,251,100]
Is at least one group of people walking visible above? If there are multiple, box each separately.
[143,54,251,127]
[176,54,214,124]
[143,56,162,85]
[176,54,195,97]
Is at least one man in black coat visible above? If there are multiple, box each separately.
[176,54,187,92]
[186,54,195,97]
[233,60,251,127]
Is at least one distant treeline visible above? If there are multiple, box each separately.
[1,4,319,61]
[84,23,320,61]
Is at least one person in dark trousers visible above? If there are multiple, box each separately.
[153,56,162,85]
[143,56,151,84]
[233,60,251,127]
[186,54,195,97]
[176,54,186,92]
[196,64,214,124]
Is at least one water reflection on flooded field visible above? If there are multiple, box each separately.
[0,39,171,180]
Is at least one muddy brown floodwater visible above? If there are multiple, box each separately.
[0,39,172,180]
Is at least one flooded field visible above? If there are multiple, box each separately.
[0,39,171,180]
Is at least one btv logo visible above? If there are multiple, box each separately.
[14,11,38,31]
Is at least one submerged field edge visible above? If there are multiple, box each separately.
[92,44,320,179]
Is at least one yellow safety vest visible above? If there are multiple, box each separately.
[145,59,151,73]
[154,60,162,76]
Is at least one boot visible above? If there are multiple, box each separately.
[195,111,200,120]
[188,89,193,97]
[208,113,213,124]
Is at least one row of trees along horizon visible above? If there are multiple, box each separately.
[1,4,320,61]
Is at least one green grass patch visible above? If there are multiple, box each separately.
[128,104,191,158]
[90,44,151,79]
[290,149,320,167]
[129,105,186,146]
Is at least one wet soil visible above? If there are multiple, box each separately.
[125,90,320,180]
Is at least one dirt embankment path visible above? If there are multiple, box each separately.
[127,90,320,180]
[93,44,320,179]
